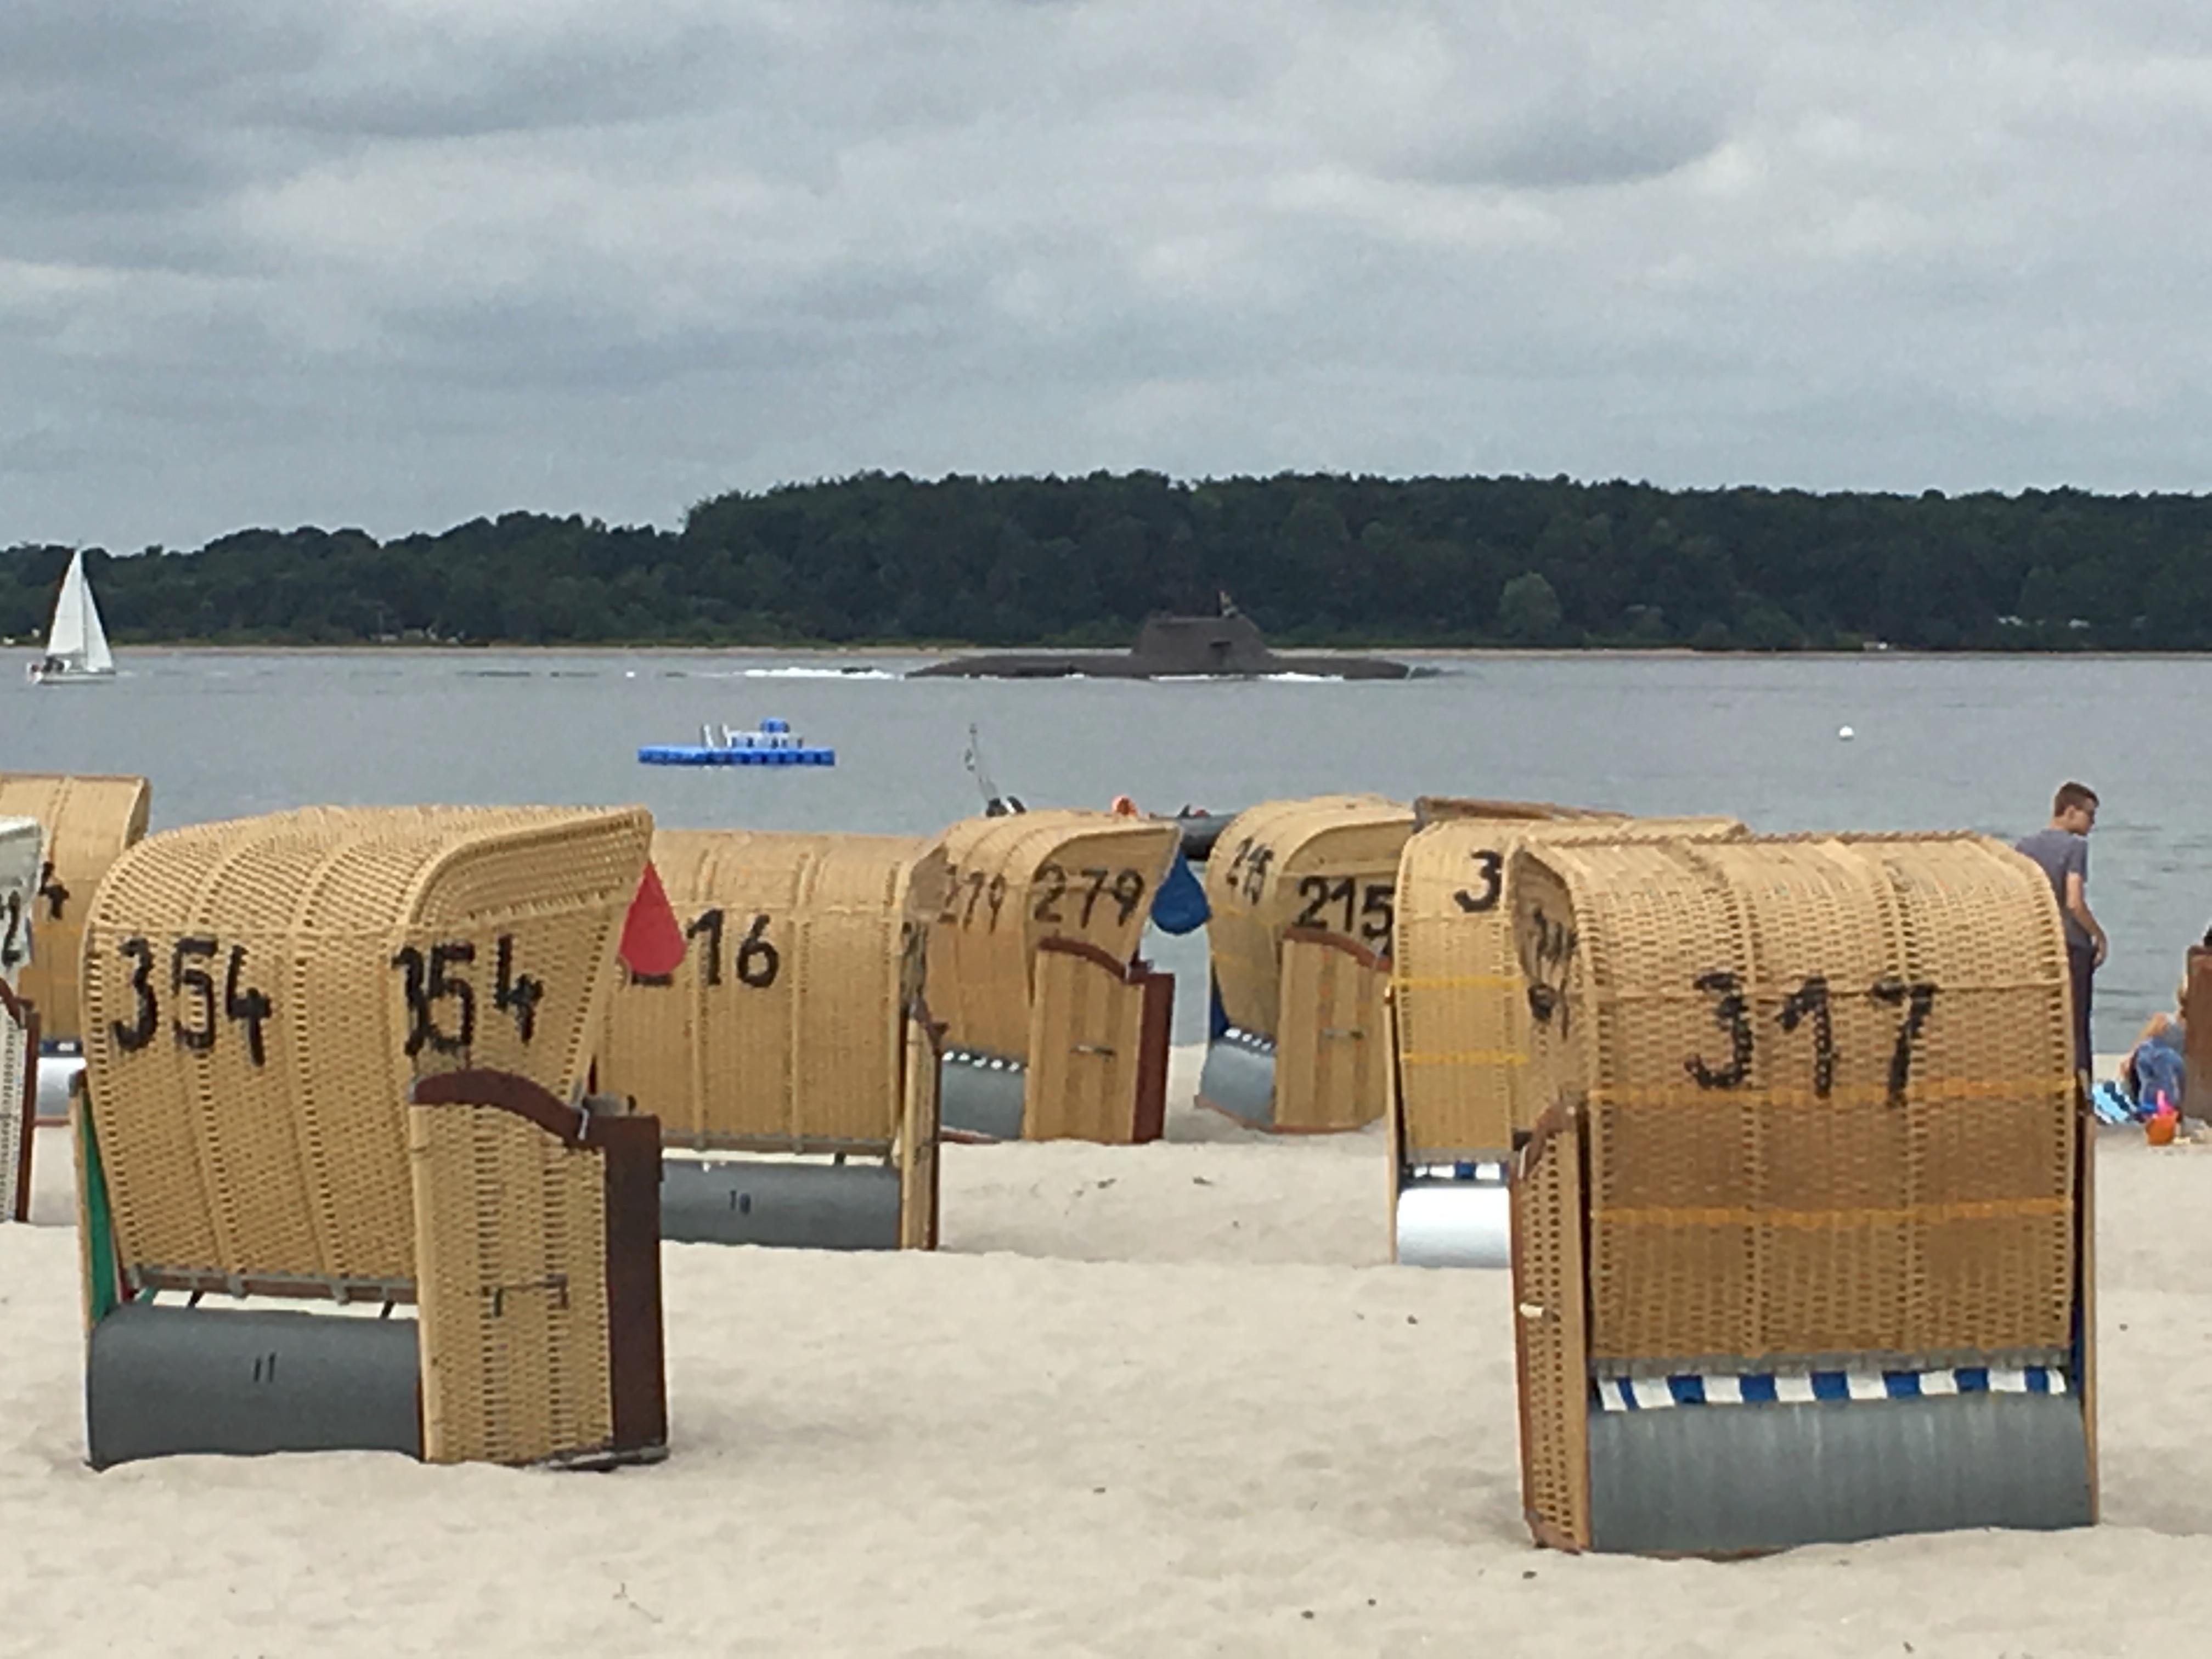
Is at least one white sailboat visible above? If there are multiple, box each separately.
[27,550,116,685]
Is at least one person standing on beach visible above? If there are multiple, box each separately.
[2015,782,2106,1077]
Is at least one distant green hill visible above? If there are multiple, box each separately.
[9,471,2211,650]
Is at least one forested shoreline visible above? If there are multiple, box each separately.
[8,471,2211,651]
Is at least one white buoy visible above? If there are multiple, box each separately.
[1838,725,1855,741]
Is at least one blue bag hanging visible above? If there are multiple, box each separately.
[1149,849,1210,936]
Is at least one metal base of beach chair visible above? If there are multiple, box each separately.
[35,1042,81,1126]
[86,1302,422,1470]
[1585,1392,2093,1555]
[1195,1029,1275,1127]
[1395,1168,1510,1268]
[938,1049,1028,1140]
[660,1156,902,1250]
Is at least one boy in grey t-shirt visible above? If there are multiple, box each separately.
[2016,782,2105,1077]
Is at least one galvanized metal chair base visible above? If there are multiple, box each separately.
[1394,1163,1510,1268]
[88,1301,423,1469]
[939,1048,1029,1141]
[34,1039,81,1127]
[1195,1028,1276,1128]
[1583,1387,2091,1555]
[661,1155,902,1250]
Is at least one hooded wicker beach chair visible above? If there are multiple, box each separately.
[74,804,668,1471]
[1387,812,1746,1267]
[1506,832,2094,1555]
[597,828,949,1250]
[928,810,1178,1142]
[0,772,149,1124]
[0,815,46,1222]
[1195,795,1415,1132]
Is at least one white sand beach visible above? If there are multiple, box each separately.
[5,1047,2209,1657]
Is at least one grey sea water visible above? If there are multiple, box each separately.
[3,648,2203,1050]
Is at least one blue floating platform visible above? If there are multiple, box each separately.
[638,745,835,766]
[639,716,834,767]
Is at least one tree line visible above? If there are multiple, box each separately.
[7,471,2211,650]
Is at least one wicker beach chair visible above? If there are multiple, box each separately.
[0,773,149,1125]
[0,816,44,1222]
[1506,832,2094,1554]
[1387,813,1745,1266]
[597,828,949,1250]
[1195,795,1414,1132]
[74,804,668,1471]
[929,811,1178,1142]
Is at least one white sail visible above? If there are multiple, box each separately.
[78,556,114,673]
[32,550,116,680]
[43,551,88,661]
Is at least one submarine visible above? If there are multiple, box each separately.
[909,612,1421,681]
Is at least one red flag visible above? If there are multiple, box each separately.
[619,861,686,976]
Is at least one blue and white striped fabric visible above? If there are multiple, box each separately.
[1596,1365,2069,1410]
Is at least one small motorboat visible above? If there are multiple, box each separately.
[639,718,835,767]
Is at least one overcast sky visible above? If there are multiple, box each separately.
[5,0,2209,550]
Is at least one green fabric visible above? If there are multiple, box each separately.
[78,1105,119,1324]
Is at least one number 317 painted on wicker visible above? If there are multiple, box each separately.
[1685,971,1938,1108]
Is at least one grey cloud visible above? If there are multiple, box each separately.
[5,1,2212,552]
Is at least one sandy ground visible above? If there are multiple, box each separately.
[5,1048,2209,1657]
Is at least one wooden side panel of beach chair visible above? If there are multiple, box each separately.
[1392,815,1741,1164]
[1,984,35,1223]
[0,774,148,1046]
[928,811,1180,1065]
[1202,795,1412,1043]
[408,1092,614,1466]
[1271,931,1390,1131]
[900,1002,944,1249]
[2186,946,2212,1119]
[1511,1096,1591,1552]
[1023,939,1157,1142]
[81,805,652,1297]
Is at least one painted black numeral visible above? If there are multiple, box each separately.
[1453,849,1504,913]
[493,934,542,1042]
[224,945,273,1066]
[393,942,476,1057]
[112,936,158,1052]
[1871,977,1938,1107]
[686,908,725,987]
[1684,969,1752,1090]
[1032,863,1068,923]
[171,935,219,1052]
[735,913,780,989]
[1776,975,1835,1098]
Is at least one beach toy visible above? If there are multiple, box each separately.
[2148,1094,2179,1145]
[927,810,1179,1143]
[1508,832,2092,1555]
[1195,796,1414,1134]
[637,718,835,767]
[1386,807,1745,1268]
[598,830,948,1251]
[75,805,669,1471]
[0,815,45,1222]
